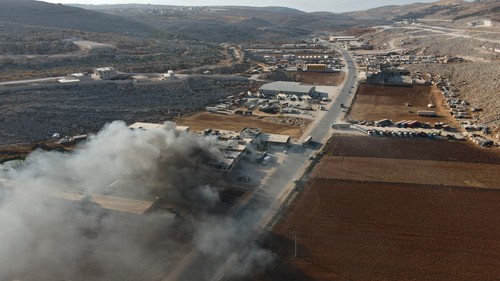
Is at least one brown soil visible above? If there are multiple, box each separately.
[348,83,453,124]
[175,112,308,139]
[326,135,500,164]
[295,72,345,86]
[257,135,500,281]
[0,142,72,163]
[318,135,500,188]
[315,156,500,188]
[260,178,500,281]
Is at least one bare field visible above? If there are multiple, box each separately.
[327,134,500,164]
[348,83,452,123]
[314,156,499,188]
[320,134,500,188]
[175,112,309,139]
[257,135,500,280]
[295,72,345,86]
[260,178,500,281]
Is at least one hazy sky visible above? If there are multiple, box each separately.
[41,0,451,13]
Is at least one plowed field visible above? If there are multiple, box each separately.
[296,72,345,86]
[261,178,500,281]
[348,83,451,123]
[257,135,500,281]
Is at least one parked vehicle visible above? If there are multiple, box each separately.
[303,135,312,145]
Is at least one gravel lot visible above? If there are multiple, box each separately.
[0,77,257,146]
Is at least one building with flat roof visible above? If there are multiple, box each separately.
[128,122,189,133]
[305,64,327,71]
[91,67,117,80]
[240,127,262,139]
[49,190,157,215]
[73,40,115,53]
[255,133,290,150]
[203,129,251,171]
[259,81,315,97]
[329,35,357,42]
[131,74,149,84]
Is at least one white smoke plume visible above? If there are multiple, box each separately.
[0,121,274,281]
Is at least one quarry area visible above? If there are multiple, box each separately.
[0,0,499,281]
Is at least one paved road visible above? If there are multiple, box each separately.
[379,24,500,44]
[0,73,249,94]
[0,76,64,86]
[165,43,359,281]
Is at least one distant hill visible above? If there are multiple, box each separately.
[346,0,500,21]
[68,4,387,43]
[0,0,155,34]
[69,4,306,14]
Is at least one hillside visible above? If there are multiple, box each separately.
[346,0,499,21]
[69,4,387,43]
[356,0,500,131]
[0,0,155,35]
[0,1,226,82]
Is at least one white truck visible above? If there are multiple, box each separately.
[303,135,312,145]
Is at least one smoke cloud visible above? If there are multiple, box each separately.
[0,121,273,281]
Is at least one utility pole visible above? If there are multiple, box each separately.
[294,232,297,257]
[340,154,344,171]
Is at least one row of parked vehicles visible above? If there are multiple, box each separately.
[367,129,441,139]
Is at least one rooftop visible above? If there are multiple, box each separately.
[259,81,315,94]
[49,191,156,215]
[90,194,156,215]
[131,74,149,81]
[49,190,87,202]
[94,67,114,72]
[258,133,291,144]
[129,122,164,130]
[128,122,189,132]
[73,40,114,50]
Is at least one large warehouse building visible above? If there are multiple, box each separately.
[259,81,316,97]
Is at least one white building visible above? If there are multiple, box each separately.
[259,81,316,97]
[128,122,189,133]
[91,67,117,80]
[162,70,175,78]
[131,74,149,84]
[329,35,357,42]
